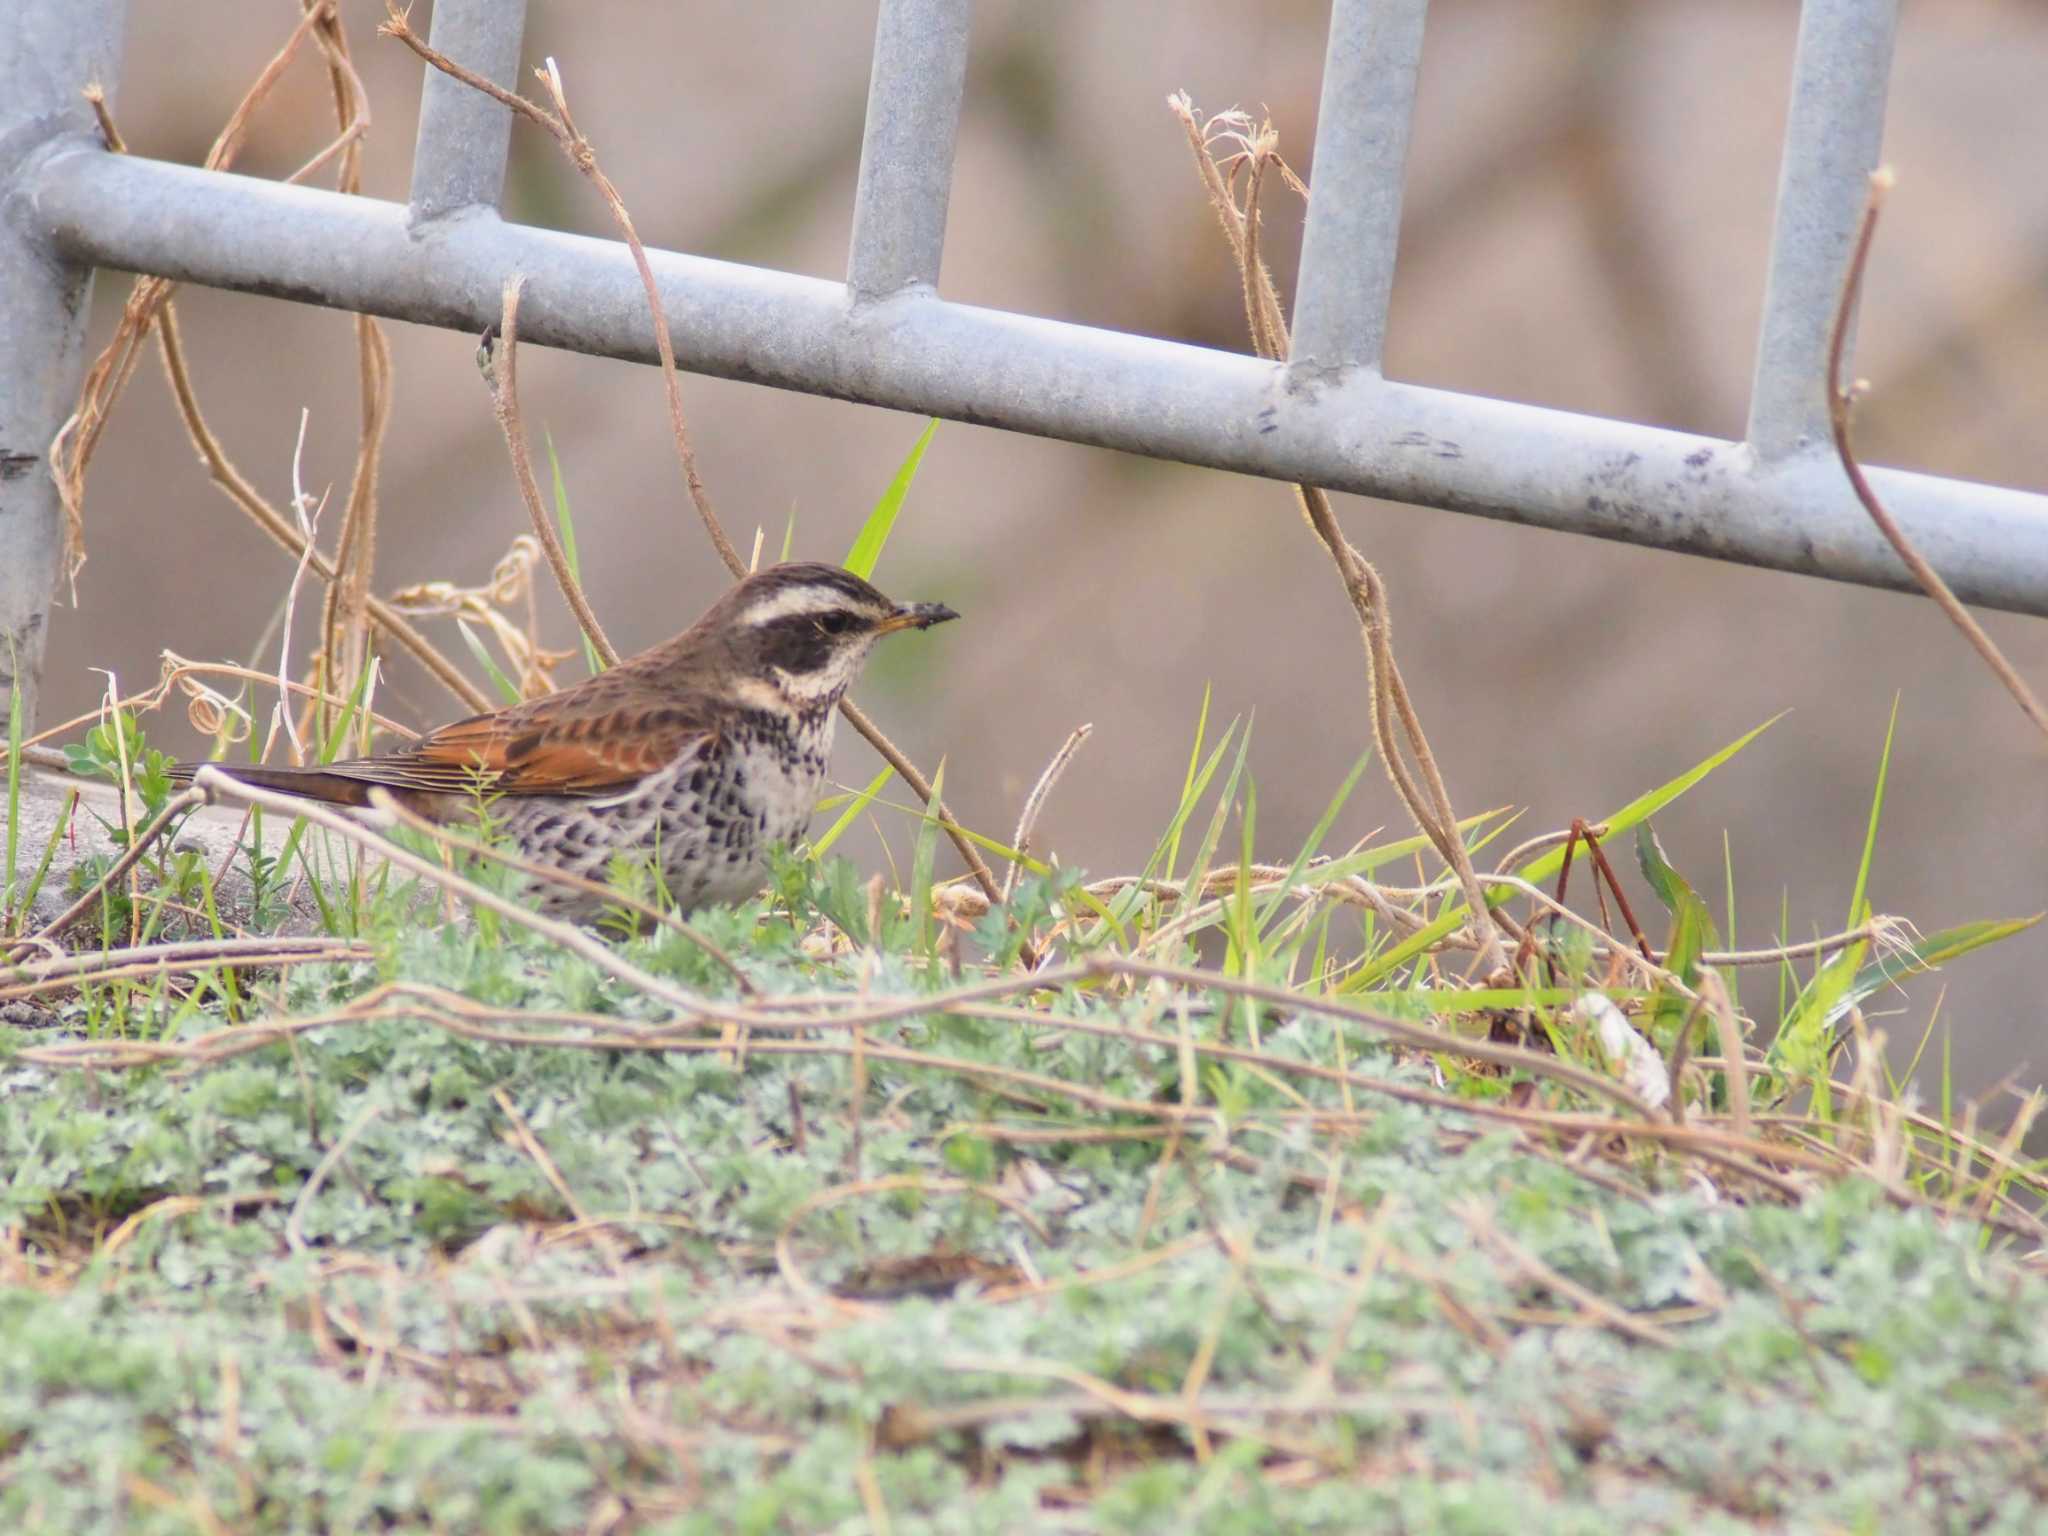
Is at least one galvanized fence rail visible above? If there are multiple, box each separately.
[4,0,2045,728]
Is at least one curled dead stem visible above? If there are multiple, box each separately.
[1168,96,1510,978]
[1827,170,2048,744]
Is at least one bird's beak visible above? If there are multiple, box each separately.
[877,601,959,634]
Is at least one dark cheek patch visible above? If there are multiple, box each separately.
[763,619,835,675]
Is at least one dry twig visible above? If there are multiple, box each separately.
[480,280,621,667]
[1003,723,1092,901]
[1827,169,2048,743]
[64,11,488,716]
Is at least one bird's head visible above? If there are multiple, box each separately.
[701,561,958,712]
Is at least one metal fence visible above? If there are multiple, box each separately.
[4,0,2045,729]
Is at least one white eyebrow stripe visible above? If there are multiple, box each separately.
[740,585,867,626]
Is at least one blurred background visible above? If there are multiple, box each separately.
[46,1,2048,1111]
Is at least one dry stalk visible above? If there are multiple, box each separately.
[1827,170,2048,743]
[482,280,620,667]
[2,935,374,1002]
[303,2,392,738]
[378,12,739,570]
[1003,723,1092,900]
[386,535,574,701]
[67,16,487,716]
[271,410,328,766]
[54,2,335,584]
[8,657,419,769]
[53,3,335,585]
[152,307,488,713]
[1168,97,1509,978]
[380,7,1005,907]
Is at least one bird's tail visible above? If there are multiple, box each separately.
[169,760,380,808]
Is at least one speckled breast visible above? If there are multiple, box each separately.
[500,712,835,919]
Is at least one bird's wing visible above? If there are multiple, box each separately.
[318,686,721,798]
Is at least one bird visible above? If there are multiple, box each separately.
[172,562,957,920]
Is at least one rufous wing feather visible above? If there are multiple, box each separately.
[174,677,722,803]
[398,699,715,794]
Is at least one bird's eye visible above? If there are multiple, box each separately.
[817,612,858,636]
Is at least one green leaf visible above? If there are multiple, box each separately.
[1635,822,1719,1027]
[845,418,937,580]
[1307,807,1517,887]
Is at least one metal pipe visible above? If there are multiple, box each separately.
[1745,0,1900,462]
[846,0,973,300]
[29,147,2048,618]
[407,0,529,224]
[0,0,130,730]
[1289,0,1431,376]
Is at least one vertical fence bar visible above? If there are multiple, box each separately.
[846,0,973,301]
[407,0,529,223]
[1288,0,1431,376]
[1745,0,1900,462]
[0,0,129,730]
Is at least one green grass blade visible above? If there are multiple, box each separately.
[1256,748,1373,937]
[1634,824,1719,1059]
[1844,694,1899,936]
[456,619,523,707]
[818,788,1041,870]
[1347,715,1783,990]
[1165,683,1213,885]
[845,418,937,580]
[1775,702,1902,1082]
[318,653,380,766]
[546,430,603,677]
[811,766,893,860]
[1108,717,1240,929]
[1822,914,2042,1033]
[1721,828,1741,1016]
[910,760,945,959]
[1307,807,1517,887]
[15,795,71,927]
[1162,723,1254,942]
